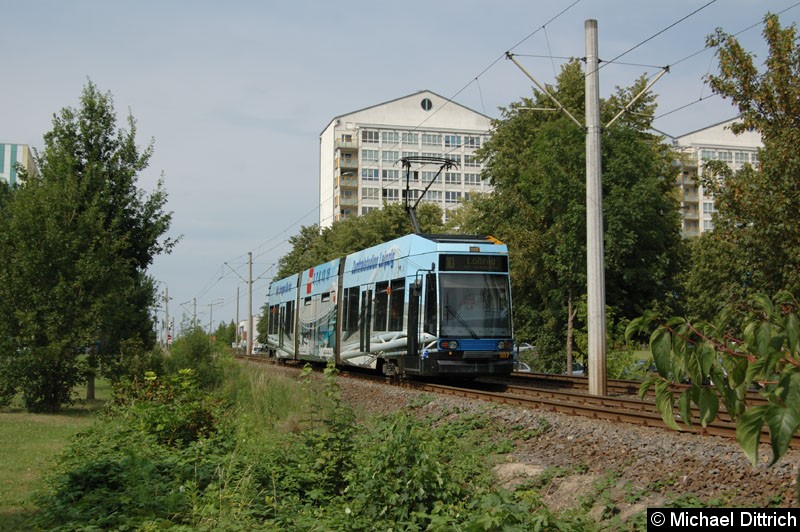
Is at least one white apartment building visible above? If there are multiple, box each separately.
[673,118,762,237]
[319,90,492,227]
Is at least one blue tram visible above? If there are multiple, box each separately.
[264,233,514,377]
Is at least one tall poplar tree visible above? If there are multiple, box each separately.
[0,82,176,411]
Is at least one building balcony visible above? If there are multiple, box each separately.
[336,139,358,150]
[337,176,358,189]
[339,196,358,207]
[336,157,358,170]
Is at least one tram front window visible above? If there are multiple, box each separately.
[439,273,512,338]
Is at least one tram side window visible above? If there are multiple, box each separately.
[343,286,359,334]
[374,281,389,331]
[284,301,295,335]
[388,278,404,331]
[269,305,279,334]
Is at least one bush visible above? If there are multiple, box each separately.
[34,369,234,530]
[35,362,592,530]
[165,325,223,389]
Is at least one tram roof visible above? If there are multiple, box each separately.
[417,234,504,245]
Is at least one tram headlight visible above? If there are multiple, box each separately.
[497,340,510,350]
[440,340,459,350]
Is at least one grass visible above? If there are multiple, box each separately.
[0,380,110,531]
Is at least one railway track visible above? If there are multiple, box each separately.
[240,355,796,448]
[507,371,766,404]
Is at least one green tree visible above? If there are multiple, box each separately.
[276,202,444,278]
[684,14,800,319]
[0,82,175,411]
[459,61,684,371]
[213,320,236,348]
[628,292,800,498]
[629,14,800,499]
[165,325,223,390]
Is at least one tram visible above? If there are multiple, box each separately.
[264,232,515,378]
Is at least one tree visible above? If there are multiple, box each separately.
[685,14,800,318]
[629,14,800,499]
[628,292,800,498]
[0,81,175,411]
[276,202,445,278]
[214,320,237,348]
[458,61,684,371]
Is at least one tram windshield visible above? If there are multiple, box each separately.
[439,273,512,338]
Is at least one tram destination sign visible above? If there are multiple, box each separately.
[439,254,508,273]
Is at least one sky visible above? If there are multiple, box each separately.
[2,0,798,336]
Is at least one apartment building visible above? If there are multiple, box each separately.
[319,90,492,227]
[673,118,762,237]
[0,143,38,186]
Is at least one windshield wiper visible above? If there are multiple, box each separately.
[445,305,479,339]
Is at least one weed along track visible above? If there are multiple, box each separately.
[241,356,799,510]
[242,354,794,448]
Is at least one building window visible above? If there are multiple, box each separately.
[422,134,441,147]
[422,190,442,203]
[444,172,461,185]
[446,154,461,165]
[463,154,479,167]
[444,135,462,148]
[382,131,399,144]
[361,206,377,215]
[464,136,481,149]
[402,132,418,145]
[382,151,399,164]
[403,189,420,201]
[382,188,399,202]
[382,169,399,182]
[362,187,380,200]
[701,150,716,161]
[718,151,732,163]
[703,202,715,214]
[362,168,380,181]
[362,150,379,164]
[445,191,462,204]
[464,173,480,185]
[734,151,749,164]
[402,151,418,159]
[362,130,379,144]
[422,152,440,159]
[421,171,437,184]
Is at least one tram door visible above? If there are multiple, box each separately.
[360,288,372,353]
[407,278,421,359]
[282,300,295,359]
